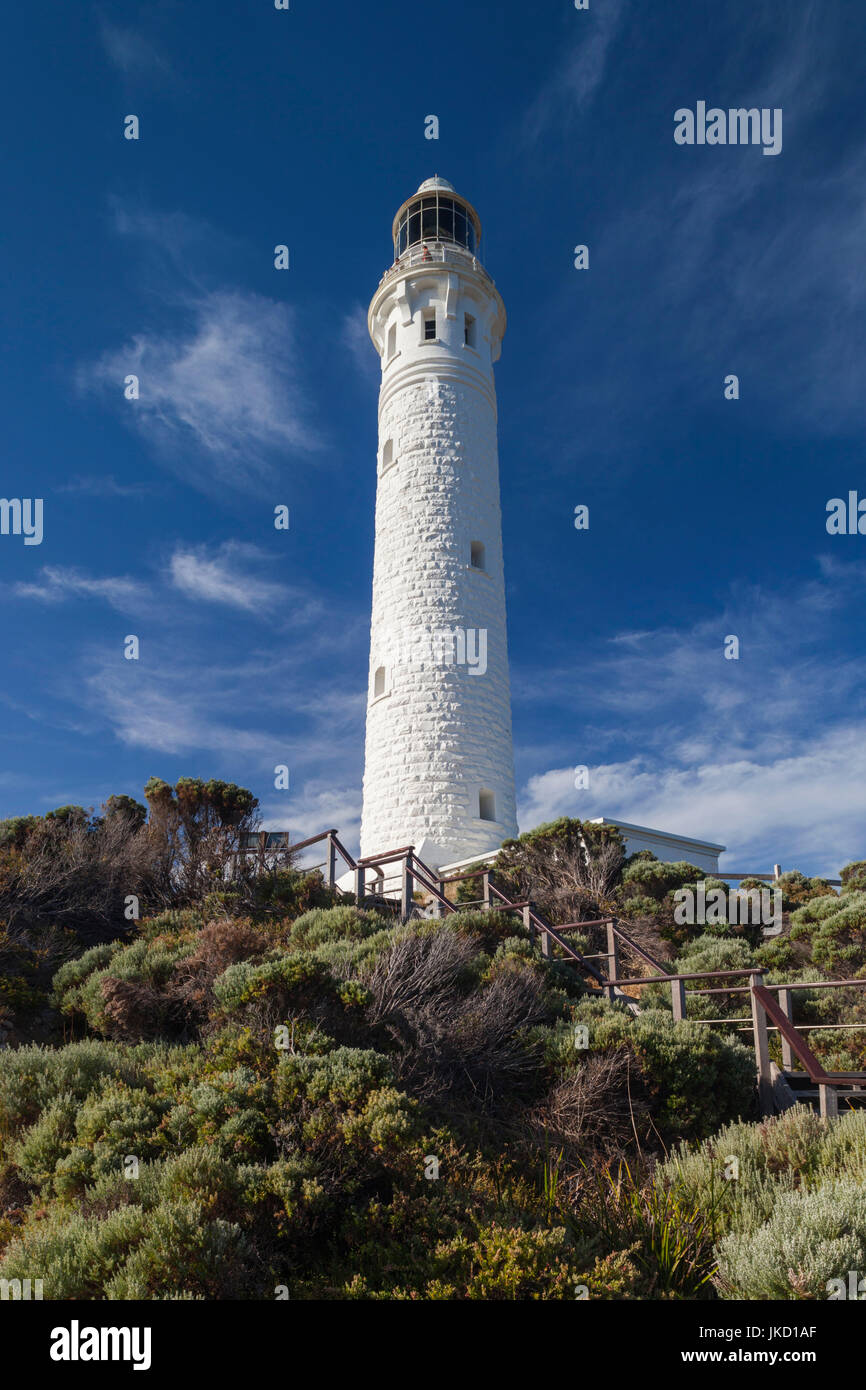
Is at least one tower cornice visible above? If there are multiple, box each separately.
[368,248,506,362]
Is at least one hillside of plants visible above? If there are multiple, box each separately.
[1,783,865,1300]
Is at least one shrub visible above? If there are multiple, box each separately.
[365,926,554,1105]
[841,862,866,892]
[790,891,866,974]
[52,943,123,1012]
[0,1040,141,1135]
[424,1223,580,1299]
[274,1047,395,1110]
[289,906,389,950]
[570,1001,755,1142]
[0,1203,149,1299]
[211,951,335,1017]
[493,818,625,923]
[715,1183,866,1299]
[103,1200,250,1300]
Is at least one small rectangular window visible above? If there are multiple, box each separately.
[470,540,486,571]
[479,790,496,822]
[424,313,436,341]
[387,324,397,358]
[464,314,476,347]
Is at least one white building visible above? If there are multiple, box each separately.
[436,820,726,880]
[359,178,518,870]
[587,818,726,873]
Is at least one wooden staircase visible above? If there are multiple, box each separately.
[290,828,866,1117]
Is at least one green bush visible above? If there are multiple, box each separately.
[571,1001,755,1141]
[0,1203,149,1299]
[211,951,335,1017]
[424,1223,579,1300]
[289,906,389,950]
[715,1183,866,1299]
[52,943,122,1011]
[0,1040,140,1135]
[790,891,866,974]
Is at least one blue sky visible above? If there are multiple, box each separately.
[1,0,864,875]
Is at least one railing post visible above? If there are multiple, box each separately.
[435,879,447,919]
[482,871,491,910]
[401,853,414,920]
[354,863,365,908]
[531,904,551,959]
[671,977,686,1022]
[326,833,337,890]
[819,1083,838,1120]
[777,987,795,1071]
[605,921,619,1003]
[750,971,773,1117]
[522,903,534,945]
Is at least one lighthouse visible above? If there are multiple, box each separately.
[359,177,518,870]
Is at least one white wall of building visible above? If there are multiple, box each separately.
[588,818,726,873]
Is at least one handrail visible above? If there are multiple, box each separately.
[378,242,494,288]
[752,985,831,1084]
[404,856,459,916]
[357,845,415,866]
[610,967,757,987]
[329,833,357,871]
[287,829,338,855]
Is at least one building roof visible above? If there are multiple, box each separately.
[588,817,726,853]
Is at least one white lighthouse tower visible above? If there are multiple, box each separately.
[360,177,518,870]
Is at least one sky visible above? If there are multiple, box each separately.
[1,0,864,876]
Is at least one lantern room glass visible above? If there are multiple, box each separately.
[395,193,477,259]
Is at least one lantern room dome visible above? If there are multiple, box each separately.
[416,176,456,193]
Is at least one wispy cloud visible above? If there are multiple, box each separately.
[168,541,319,617]
[13,567,148,612]
[58,474,152,498]
[106,200,238,284]
[260,781,364,859]
[81,644,368,855]
[77,290,319,490]
[517,4,866,459]
[99,20,174,82]
[521,0,627,147]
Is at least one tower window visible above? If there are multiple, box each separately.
[470,540,486,571]
[373,666,386,699]
[464,314,476,347]
[479,789,496,822]
[387,323,397,358]
[423,312,436,341]
[381,439,394,472]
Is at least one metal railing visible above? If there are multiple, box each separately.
[378,242,493,288]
